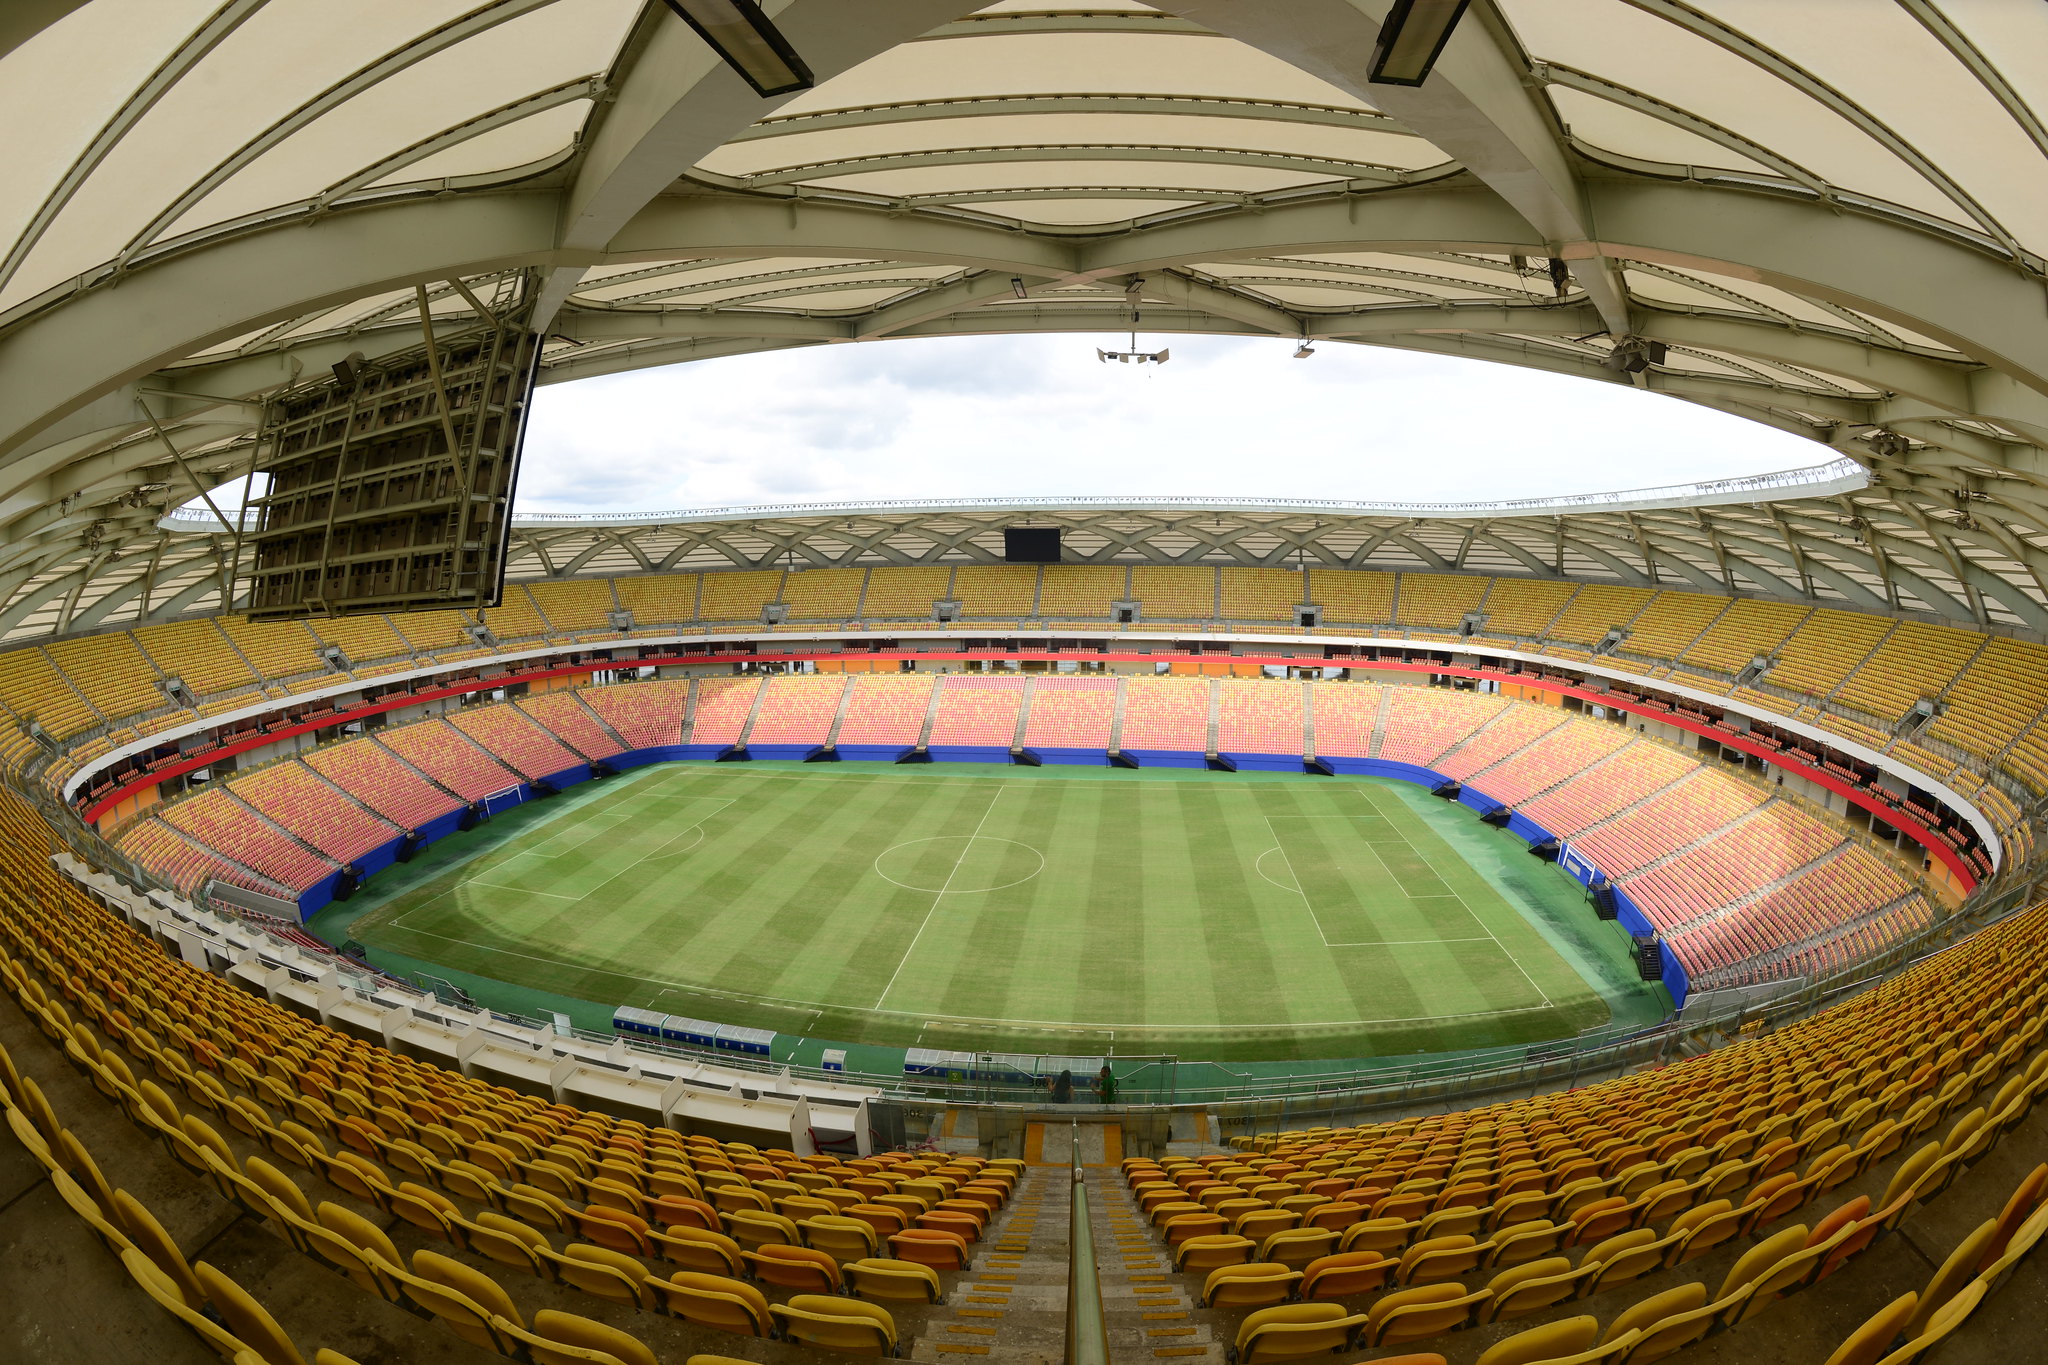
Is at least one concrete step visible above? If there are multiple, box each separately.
[908,1167,1066,1364]
[1088,1169,1223,1364]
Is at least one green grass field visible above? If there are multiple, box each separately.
[332,763,1661,1061]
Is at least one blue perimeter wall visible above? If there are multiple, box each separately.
[306,739,1688,1006]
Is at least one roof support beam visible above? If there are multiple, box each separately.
[1163,0,1632,333]
[536,0,970,327]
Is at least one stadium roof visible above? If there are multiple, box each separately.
[0,0,2045,639]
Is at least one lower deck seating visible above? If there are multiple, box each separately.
[133,786,336,894]
[1118,677,1210,750]
[1308,681,1381,759]
[448,704,583,781]
[745,676,847,747]
[1465,719,1633,806]
[1374,688,1505,768]
[1215,679,1305,755]
[1622,801,1846,932]
[1568,771,1765,878]
[834,676,934,746]
[1432,705,1570,782]
[578,680,691,750]
[928,677,1023,747]
[232,760,397,864]
[377,719,522,801]
[303,734,464,832]
[1522,742,1697,838]
[1019,676,1115,749]
[111,815,296,901]
[688,678,762,746]
[516,691,626,761]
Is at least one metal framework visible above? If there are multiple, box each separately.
[0,2,2041,642]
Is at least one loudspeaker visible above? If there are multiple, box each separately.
[1003,527,1061,562]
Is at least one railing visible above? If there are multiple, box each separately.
[1066,1122,1109,1365]
[158,457,1868,532]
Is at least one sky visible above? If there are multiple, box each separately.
[512,333,1827,515]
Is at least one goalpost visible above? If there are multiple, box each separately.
[479,784,526,818]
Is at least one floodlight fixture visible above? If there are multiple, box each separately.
[662,0,814,97]
[1602,336,1668,374]
[1368,0,1472,87]
[1293,342,1316,359]
[1011,277,1028,299]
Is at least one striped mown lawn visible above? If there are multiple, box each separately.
[337,762,1654,1060]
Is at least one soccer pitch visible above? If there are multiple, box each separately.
[336,762,1659,1060]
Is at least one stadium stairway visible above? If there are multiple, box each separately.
[1093,1166,1225,1362]
[908,1163,1064,1363]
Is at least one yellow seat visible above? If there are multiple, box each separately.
[1176,1234,1256,1273]
[1232,1303,1366,1363]
[1399,1233,1488,1285]
[1365,1282,1489,1347]
[770,1294,897,1355]
[1259,1226,1340,1268]
[122,1247,254,1363]
[744,1243,843,1292]
[1477,1315,1598,1365]
[651,1223,745,1275]
[1482,1256,1589,1323]
[723,1208,799,1250]
[194,1261,309,1365]
[1816,1291,1917,1365]
[545,1243,659,1309]
[391,1252,521,1354]
[1300,1250,1390,1300]
[844,1257,944,1304]
[1204,1262,1302,1308]
[525,1309,659,1365]
[651,1271,772,1335]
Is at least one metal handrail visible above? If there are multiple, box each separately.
[1066,1122,1109,1365]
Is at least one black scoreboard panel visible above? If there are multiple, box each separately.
[240,282,539,620]
[1004,527,1062,563]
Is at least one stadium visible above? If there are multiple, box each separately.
[1,2,2045,1363]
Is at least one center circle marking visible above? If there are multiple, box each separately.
[873,836,1047,894]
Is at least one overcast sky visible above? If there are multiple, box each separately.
[508,333,1828,513]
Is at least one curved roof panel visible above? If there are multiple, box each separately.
[0,0,2038,644]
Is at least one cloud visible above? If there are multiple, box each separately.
[513,333,1829,513]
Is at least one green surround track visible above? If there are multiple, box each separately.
[318,762,1667,1064]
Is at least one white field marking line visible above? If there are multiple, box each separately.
[1256,797,1397,951]
[401,792,733,920]
[871,836,1045,894]
[1253,847,1300,895]
[463,881,581,900]
[379,927,1557,1030]
[1355,785,1556,1009]
[872,783,1007,1011]
[1324,936,1496,948]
